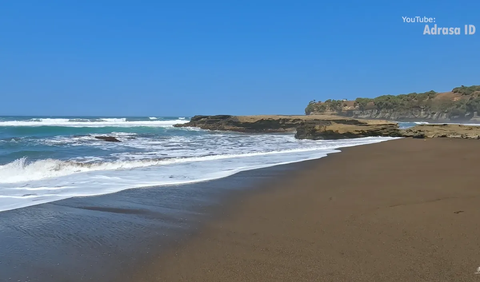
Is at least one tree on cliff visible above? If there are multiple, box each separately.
[354,98,373,111]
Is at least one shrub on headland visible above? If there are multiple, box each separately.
[452,85,480,96]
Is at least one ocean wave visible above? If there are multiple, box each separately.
[0,150,327,183]
[38,132,138,146]
[0,157,168,183]
[0,138,397,184]
[98,118,127,122]
[0,118,189,127]
[0,136,398,212]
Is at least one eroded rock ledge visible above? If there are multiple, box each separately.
[174,115,400,137]
[175,115,480,140]
[173,115,326,132]
[401,124,480,139]
[295,123,480,140]
[294,122,401,140]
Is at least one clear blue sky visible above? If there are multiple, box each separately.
[1,0,479,116]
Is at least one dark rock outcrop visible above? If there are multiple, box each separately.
[295,123,480,140]
[175,115,400,138]
[294,121,401,140]
[401,124,480,139]
[174,115,303,132]
[175,115,480,140]
[174,115,395,133]
[94,136,121,142]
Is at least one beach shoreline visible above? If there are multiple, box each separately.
[0,151,320,282]
[133,138,480,282]
[2,138,480,281]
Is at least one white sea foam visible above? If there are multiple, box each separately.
[0,118,188,127]
[98,118,127,122]
[149,117,158,120]
[0,137,398,212]
[0,142,383,183]
[414,121,480,126]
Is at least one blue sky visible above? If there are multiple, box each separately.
[1,0,479,116]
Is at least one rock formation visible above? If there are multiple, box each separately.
[295,123,480,140]
[174,115,395,134]
[175,115,480,140]
[294,122,401,140]
[401,124,480,139]
[173,115,302,132]
[94,136,121,142]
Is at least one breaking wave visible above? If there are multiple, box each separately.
[0,118,188,127]
[0,146,364,183]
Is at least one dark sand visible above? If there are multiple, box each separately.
[135,138,480,282]
[0,156,298,282]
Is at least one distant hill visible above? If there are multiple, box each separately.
[305,85,480,122]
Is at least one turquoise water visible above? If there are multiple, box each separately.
[398,122,421,129]
[0,116,192,164]
[0,116,397,212]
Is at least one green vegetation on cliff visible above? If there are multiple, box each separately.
[305,85,480,120]
[452,85,480,96]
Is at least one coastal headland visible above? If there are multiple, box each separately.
[304,85,480,122]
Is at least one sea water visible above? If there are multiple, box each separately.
[0,116,396,212]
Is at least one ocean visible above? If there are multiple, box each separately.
[0,116,398,213]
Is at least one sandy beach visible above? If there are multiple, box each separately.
[2,138,480,282]
[134,138,480,282]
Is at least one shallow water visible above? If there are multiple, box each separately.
[0,162,302,282]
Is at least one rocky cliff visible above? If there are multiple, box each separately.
[305,85,480,122]
[336,108,452,121]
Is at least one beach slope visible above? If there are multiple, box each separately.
[136,138,480,282]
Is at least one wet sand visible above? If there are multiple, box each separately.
[136,138,480,282]
[0,156,300,282]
